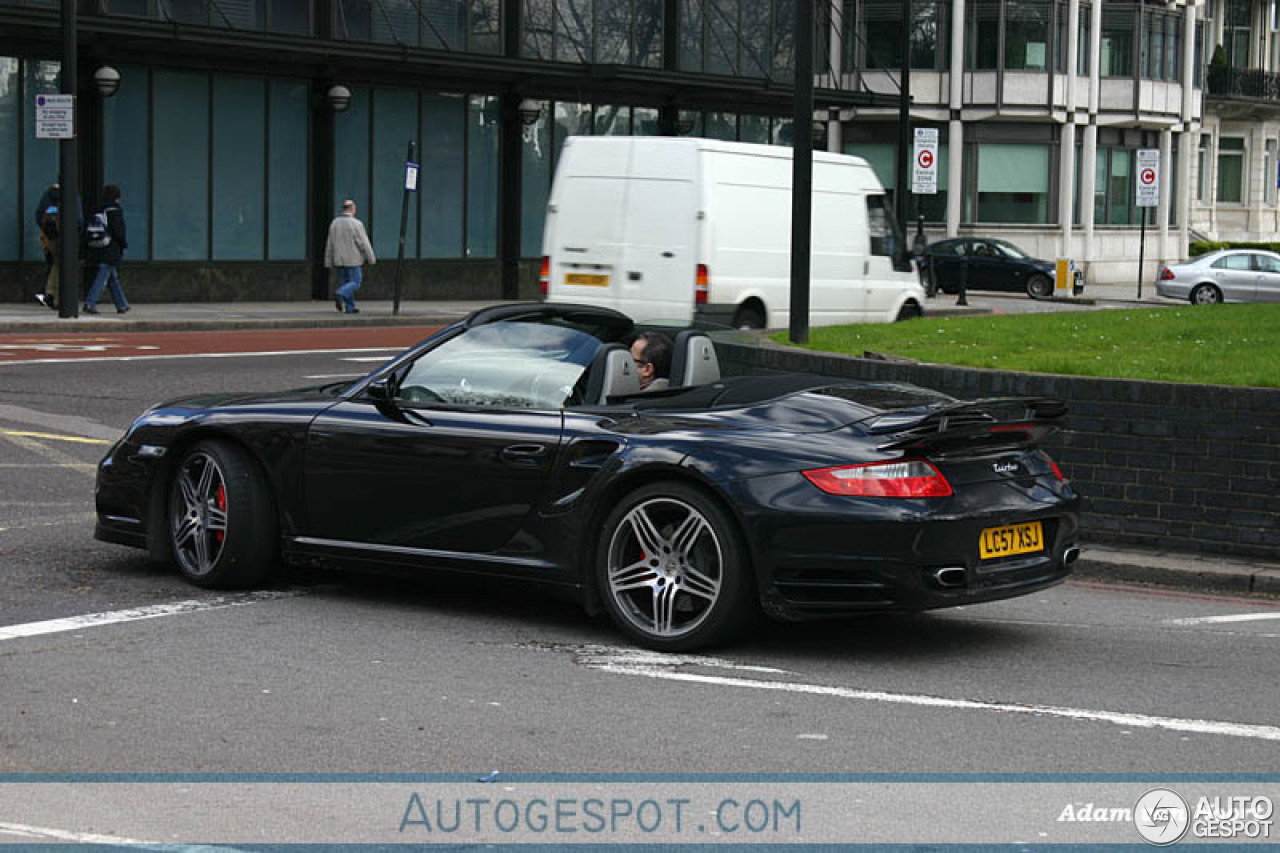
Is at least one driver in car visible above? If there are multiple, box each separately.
[630,332,673,392]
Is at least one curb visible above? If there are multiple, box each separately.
[1071,545,1280,597]
[0,315,462,335]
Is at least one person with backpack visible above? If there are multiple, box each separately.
[83,185,130,315]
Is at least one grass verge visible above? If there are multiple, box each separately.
[770,304,1280,389]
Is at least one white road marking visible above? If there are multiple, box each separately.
[1167,612,1280,626]
[0,820,245,851]
[341,356,396,362]
[0,591,304,641]
[567,645,1280,744]
[0,347,403,367]
[0,403,124,441]
[302,373,366,380]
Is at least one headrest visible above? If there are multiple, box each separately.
[582,343,640,405]
[669,331,721,387]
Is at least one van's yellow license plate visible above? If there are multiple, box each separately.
[979,521,1044,559]
[565,273,609,287]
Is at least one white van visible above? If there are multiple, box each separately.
[540,136,925,328]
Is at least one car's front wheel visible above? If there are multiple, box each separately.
[1190,283,1223,305]
[1026,274,1054,300]
[596,482,753,651]
[168,439,277,588]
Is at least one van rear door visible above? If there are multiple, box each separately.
[617,177,696,323]
[545,141,630,309]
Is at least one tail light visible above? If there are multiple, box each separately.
[695,264,709,306]
[1159,267,1175,281]
[803,459,953,498]
[539,256,550,298]
[1040,450,1065,481]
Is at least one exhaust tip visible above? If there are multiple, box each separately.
[933,567,967,588]
[1063,546,1080,565]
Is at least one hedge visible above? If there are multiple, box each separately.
[1189,240,1280,256]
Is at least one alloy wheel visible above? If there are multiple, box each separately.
[171,451,229,578]
[605,497,723,638]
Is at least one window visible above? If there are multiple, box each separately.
[1217,137,1245,204]
[421,94,465,258]
[0,58,18,262]
[153,71,209,260]
[974,143,1052,224]
[1254,253,1280,273]
[212,77,265,260]
[1267,140,1279,205]
[676,0,776,76]
[1197,136,1210,202]
[966,1,1000,69]
[1005,0,1050,71]
[268,80,309,260]
[866,195,896,258]
[1212,254,1252,270]
[1077,4,1090,74]
[1226,0,1250,68]
[396,321,601,410]
[1100,6,1134,77]
[466,95,500,258]
[1107,148,1131,225]
[337,0,497,51]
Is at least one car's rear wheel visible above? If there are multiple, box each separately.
[168,439,277,588]
[1190,283,1223,305]
[596,482,753,651]
[1026,274,1053,300]
[732,303,766,330]
[896,301,922,321]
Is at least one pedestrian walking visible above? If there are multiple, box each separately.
[82,184,130,315]
[324,199,376,314]
[33,183,60,310]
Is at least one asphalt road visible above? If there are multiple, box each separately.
[1,328,1277,844]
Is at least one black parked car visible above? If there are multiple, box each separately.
[925,237,1083,300]
[95,303,1082,650]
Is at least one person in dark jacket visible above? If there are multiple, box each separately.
[83,185,130,315]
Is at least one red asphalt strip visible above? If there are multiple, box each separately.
[0,326,443,360]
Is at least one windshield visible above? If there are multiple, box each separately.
[993,240,1030,259]
[394,320,606,409]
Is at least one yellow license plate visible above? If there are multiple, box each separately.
[979,521,1044,559]
[564,273,609,287]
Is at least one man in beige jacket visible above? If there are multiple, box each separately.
[324,199,376,313]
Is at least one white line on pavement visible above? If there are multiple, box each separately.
[0,591,305,641]
[0,820,247,851]
[571,645,1280,744]
[1167,612,1280,626]
[0,347,403,367]
[340,356,396,362]
[302,374,366,380]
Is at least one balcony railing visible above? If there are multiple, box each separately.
[1205,64,1280,102]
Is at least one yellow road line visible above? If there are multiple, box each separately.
[0,429,113,446]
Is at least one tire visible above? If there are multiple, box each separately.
[731,303,766,330]
[896,301,922,322]
[1190,283,1223,305]
[1026,274,1054,300]
[167,439,278,589]
[596,481,754,651]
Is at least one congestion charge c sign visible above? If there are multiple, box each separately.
[918,149,934,169]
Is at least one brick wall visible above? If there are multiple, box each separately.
[716,341,1280,561]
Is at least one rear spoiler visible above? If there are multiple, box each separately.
[865,397,1068,452]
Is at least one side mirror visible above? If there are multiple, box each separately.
[366,377,393,401]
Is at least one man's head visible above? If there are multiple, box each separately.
[103,184,121,204]
[343,199,357,215]
[630,331,673,389]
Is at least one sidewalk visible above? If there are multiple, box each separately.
[2,288,1275,600]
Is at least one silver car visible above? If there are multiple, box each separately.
[1157,249,1280,305]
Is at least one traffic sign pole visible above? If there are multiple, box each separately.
[58,0,78,319]
[1135,149,1160,300]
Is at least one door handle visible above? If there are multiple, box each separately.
[501,444,548,466]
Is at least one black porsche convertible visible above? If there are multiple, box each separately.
[95,303,1082,650]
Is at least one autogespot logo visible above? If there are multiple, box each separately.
[1135,788,1190,846]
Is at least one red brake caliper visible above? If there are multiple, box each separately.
[215,484,227,544]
